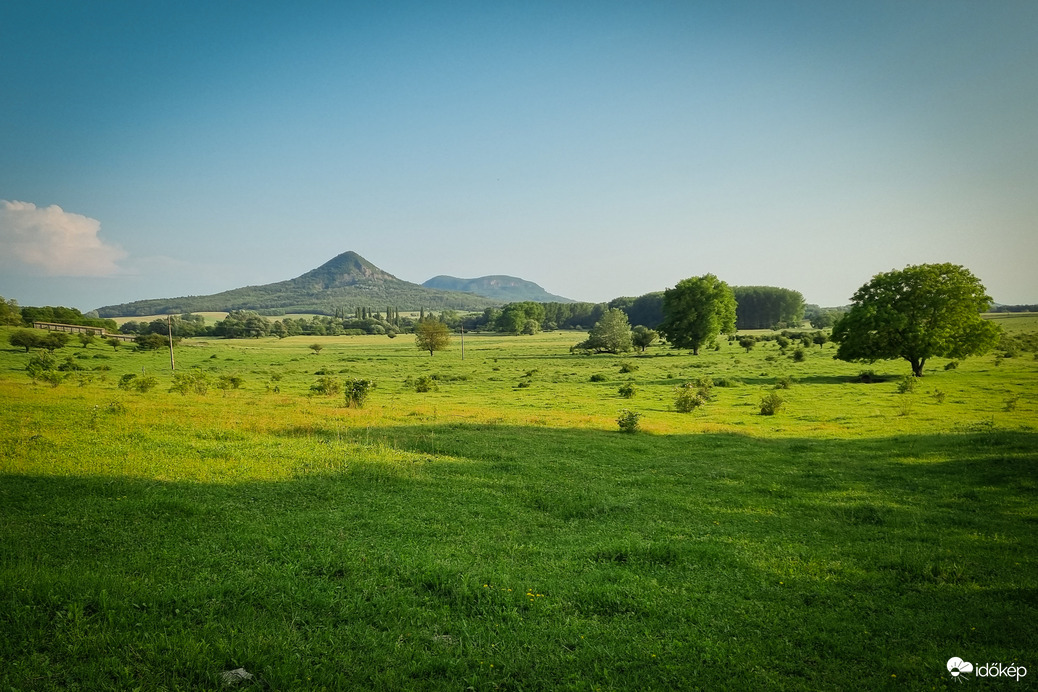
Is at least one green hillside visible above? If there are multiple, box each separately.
[423,274,575,303]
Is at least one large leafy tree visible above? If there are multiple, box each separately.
[414,318,451,356]
[831,263,1000,377]
[659,274,736,355]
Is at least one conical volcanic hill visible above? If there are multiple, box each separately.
[96,252,501,317]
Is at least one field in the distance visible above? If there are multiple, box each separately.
[1,328,1036,690]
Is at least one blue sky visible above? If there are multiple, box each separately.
[2,0,1036,311]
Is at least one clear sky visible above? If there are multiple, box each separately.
[2,0,1036,311]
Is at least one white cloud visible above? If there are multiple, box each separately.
[0,200,127,276]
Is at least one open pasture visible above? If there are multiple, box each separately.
[1,328,1036,689]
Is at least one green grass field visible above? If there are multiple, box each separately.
[1,327,1036,690]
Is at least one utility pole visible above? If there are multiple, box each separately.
[167,314,176,372]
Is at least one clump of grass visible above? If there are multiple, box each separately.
[1004,394,1020,412]
[896,395,914,417]
[944,361,959,371]
[713,376,740,387]
[616,409,641,433]
[589,373,608,382]
[774,375,796,390]
[618,362,638,374]
[931,388,946,404]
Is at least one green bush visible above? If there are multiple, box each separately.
[170,370,211,395]
[133,376,159,393]
[217,374,244,390]
[617,409,641,433]
[310,376,341,396]
[589,373,608,382]
[760,391,784,416]
[775,376,796,390]
[410,375,436,392]
[618,382,636,399]
[674,382,708,413]
[38,370,65,387]
[618,362,638,374]
[344,378,375,408]
[896,376,917,394]
[26,352,57,381]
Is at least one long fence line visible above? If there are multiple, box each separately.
[32,321,137,342]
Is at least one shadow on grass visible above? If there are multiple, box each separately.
[2,426,1036,690]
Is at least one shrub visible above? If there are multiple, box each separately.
[774,375,796,390]
[857,370,879,383]
[792,348,806,362]
[759,391,784,416]
[931,388,946,404]
[344,378,375,408]
[310,376,341,396]
[713,376,740,387]
[944,361,959,371]
[617,409,641,433]
[739,337,756,352]
[674,382,708,413]
[618,362,638,374]
[26,352,57,381]
[38,370,65,387]
[133,376,159,393]
[896,376,916,394]
[217,374,244,390]
[589,373,608,382]
[170,370,211,395]
[618,382,636,399]
[410,375,437,392]
[118,373,138,390]
[57,356,85,372]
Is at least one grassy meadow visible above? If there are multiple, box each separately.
[1,325,1036,690]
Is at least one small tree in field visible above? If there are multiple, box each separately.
[573,309,633,354]
[310,343,324,355]
[631,325,658,352]
[832,263,1000,377]
[415,318,451,356]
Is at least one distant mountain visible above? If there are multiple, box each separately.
[422,275,575,303]
[95,252,502,317]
